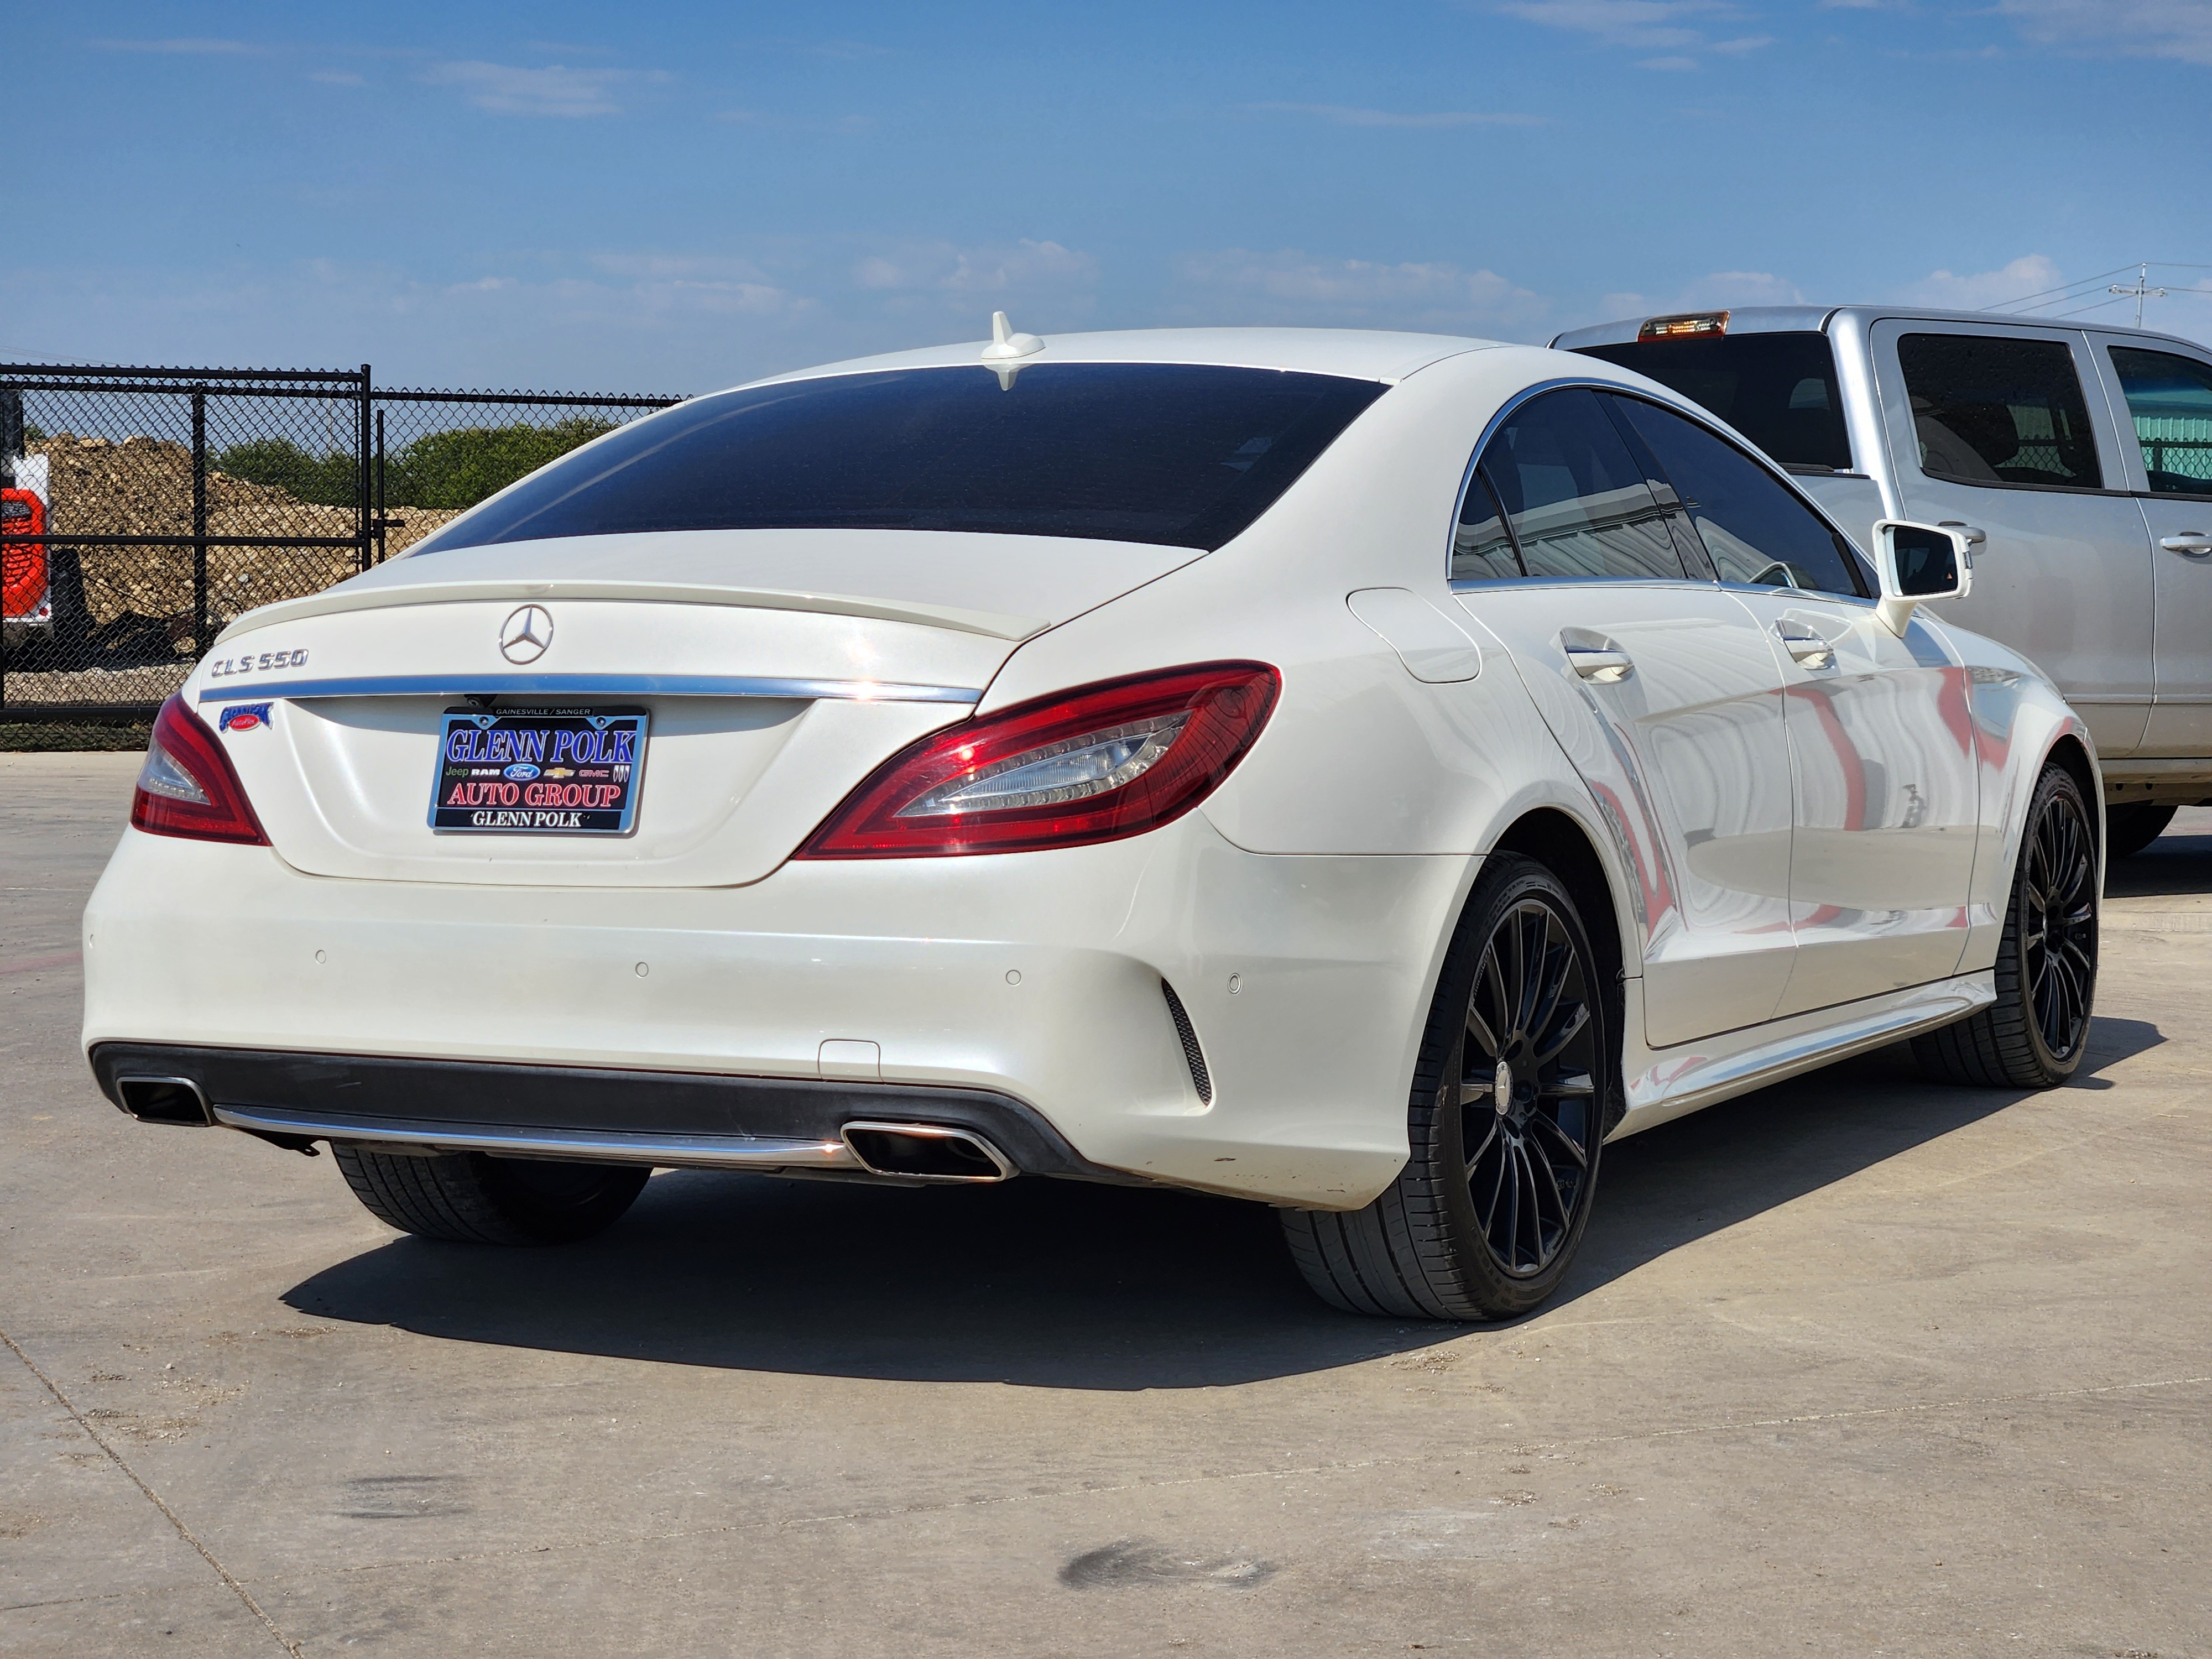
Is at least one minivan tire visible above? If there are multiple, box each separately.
[333,1145,649,1244]
[1914,764,2098,1090]
[1281,853,1611,1321]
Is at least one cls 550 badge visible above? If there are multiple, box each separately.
[207,648,308,680]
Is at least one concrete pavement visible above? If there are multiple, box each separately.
[4,752,2207,1657]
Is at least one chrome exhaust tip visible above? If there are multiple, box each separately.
[113,1075,215,1126]
[840,1121,1016,1183]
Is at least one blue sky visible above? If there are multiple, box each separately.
[7,0,2209,392]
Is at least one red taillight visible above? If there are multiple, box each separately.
[798,662,1280,859]
[131,694,270,845]
[1,488,46,620]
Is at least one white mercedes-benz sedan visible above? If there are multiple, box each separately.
[82,324,2101,1319]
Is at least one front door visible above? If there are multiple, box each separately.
[1451,387,1797,1049]
[1869,319,2153,760]
[2097,337,2212,759]
[1605,390,1981,1014]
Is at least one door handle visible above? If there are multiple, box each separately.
[1773,619,1836,669]
[1563,646,1634,683]
[2160,533,2212,557]
[1938,521,1987,547]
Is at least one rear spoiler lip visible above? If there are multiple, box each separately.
[211,574,1053,648]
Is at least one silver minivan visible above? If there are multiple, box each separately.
[1554,306,2212,853]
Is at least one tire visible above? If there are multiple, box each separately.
[332,1146,649,1244]
[1281,853,1613,1321]
[1913,764,2098,1089]
[2105,802,2176,859]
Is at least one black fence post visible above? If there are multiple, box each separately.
[357,364,373,573]
[191,388,208,654]
[375,409,387,565]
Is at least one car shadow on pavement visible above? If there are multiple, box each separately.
[281,1017,2162,1391]
[2105,818,2212,900]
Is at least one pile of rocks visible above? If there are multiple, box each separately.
[32,434,458,641]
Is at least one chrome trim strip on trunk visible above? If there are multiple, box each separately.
[196,673,983,706]
[211,1104,862,1170]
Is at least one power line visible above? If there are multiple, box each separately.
[1992,258,2212,325]
[1989,263,2137,310]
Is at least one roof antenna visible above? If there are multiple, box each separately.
[981,310,1044,388]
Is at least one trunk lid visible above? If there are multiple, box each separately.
[201,529,1198,886]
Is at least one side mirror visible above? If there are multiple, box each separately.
[1872,519,1973,637]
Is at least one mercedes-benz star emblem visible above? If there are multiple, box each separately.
[499,604,554,664]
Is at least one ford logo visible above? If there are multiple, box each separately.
[503,763,541,781]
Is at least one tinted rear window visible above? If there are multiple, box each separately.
[1572,331,1852,472]
[410,364,1388,555]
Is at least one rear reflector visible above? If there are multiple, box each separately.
[132,693,270,845]
[1639,310,1730,341]
[798,662,1280,858]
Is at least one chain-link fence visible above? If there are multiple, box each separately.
[1,365,680,748]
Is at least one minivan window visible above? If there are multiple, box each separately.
[1569,332,1853,473]
[409,364,1389,555]
[1896,333,2104,490]
[1609,395,1867,597]
[1472,388,1689,582]
[2108,346,2212,496]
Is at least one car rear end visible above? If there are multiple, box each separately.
[81,339,1468,1210]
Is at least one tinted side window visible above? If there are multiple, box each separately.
[1572,332,1853,472]
[1453,469,1522,580]
[2109,346,2212,496]
[1610,394,1866,597]
[1896,333,2103,490]
[1475,389,1688,582]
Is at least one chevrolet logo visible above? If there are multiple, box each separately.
[499,604,554,664]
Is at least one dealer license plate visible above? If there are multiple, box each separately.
[430,706,649,834]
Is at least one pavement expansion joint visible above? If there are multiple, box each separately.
[0,1323,306,1658]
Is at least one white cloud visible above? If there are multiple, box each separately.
[1493,1,1780,67]
[1176,249,1547,334]
[1580,270,1806,325]
[853,239,1098,299]
[1493,1,1735,50]
[1997,0,2212,66]
[1244,102,1546,128]
[1898,254,2064,310]
[421,61,665,118]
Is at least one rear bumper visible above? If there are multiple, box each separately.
[82,813,1474,1207]
[88,1041,1118,1183]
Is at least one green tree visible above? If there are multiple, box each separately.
[216,439,358,506]
[386,416,617,509]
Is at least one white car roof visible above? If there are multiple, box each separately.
[736,327,1503,393]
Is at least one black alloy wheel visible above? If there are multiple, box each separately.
[2022,774,2098,1064]
[1459,898,1601,1279]
[1281,853,1613,1321]
[1913,763,2099,1089]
